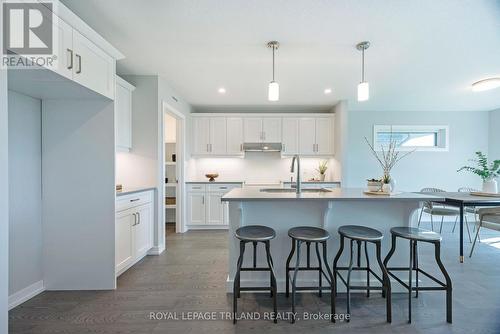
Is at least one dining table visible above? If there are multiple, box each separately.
[427,192,500,263]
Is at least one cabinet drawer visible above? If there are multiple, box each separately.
[207,184,241,193]
[187,184,207,192]
[116,191,153,212]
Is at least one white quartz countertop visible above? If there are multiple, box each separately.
[221,187,444,202]
[116,186,156,197]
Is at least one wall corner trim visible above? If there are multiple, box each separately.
[8,281,45,310]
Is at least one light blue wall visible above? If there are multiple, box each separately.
[489,108,500,161]
[343,110,490,192]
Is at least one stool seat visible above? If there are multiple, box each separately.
[288,226,330,242]
[338,225,383,241]
[390,227,442,242]
[235,225,276,241]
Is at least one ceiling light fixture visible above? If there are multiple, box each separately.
[472,78,500,92]
[267,41,280,102]
[356,41,370,102]
[324,88,332,95]
[218,87,226,94]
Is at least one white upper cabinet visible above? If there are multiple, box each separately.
[282,118,299,155]
[244,118,282,143]
[243,118,263,143]
[115,76,135,151]
[315,117,334,155]
[193,117,211,155]
[209,117,227,154]
[226,117,244,155]
[299,118,316,155]
[49,14,74,80]
[263,118,282,142]
[72,30,116,99]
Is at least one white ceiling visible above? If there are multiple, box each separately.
[61,0,500,112]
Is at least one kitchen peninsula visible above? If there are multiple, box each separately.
[222,188,444,292]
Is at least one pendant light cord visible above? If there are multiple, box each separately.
[272,45,276,82]
[361,48,365,82]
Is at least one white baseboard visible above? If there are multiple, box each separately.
[9,280,45,310]
[148,245,165,255]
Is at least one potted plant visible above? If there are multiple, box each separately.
[316,160,328,181]
[364,136,415,192]
[457,152,500,193]
[382,174,392,193]
[367,178,382,192]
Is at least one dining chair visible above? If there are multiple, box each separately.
[469,207,500,257]
[418,188,465,237]
[457,187,480,237]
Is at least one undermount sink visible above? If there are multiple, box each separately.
[260,188,333,193]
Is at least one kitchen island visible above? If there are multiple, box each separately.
[222,187,443,293]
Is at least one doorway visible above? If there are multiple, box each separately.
[160,102,186,242]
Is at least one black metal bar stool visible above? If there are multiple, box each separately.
[332,225,391,323]
[285,226,335,324]
[383,227,452,324]
[233,225,277,324]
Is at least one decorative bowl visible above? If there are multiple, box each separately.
[205,173,219,182]
[367,180,382,192]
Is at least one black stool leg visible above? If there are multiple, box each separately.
[265,241,277,324]
[434,241,452,323]
[382,234,397,299]
[376,240,392,323]
[321,241,336,323]
[315,242,322,297]
[413,240,419,298]
[233,241,246,324]
[285,238,296,298]
[252,241,257,268]
[346,239,354,322]
[364,241,370,298]
[333,235,345,297]
[408,240,414,323]
[291,240,302,324]
[357,240,362,267]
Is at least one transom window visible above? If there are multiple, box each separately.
[373,125,449,152]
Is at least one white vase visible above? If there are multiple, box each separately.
[390,178,396,192]
[320,174,326,182]
[483,179,498,194]
[382,183,391,193]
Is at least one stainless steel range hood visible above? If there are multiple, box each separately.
[242,143,282,152]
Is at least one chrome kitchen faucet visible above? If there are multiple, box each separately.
[290,155,301,194]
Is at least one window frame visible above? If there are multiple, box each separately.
[373,125,449,152]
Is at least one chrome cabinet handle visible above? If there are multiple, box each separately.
[76,54,82,74]
[132,213,137,226]
[219,187,228,190]
[137,212,141,225]
[240,144,243,152]
[202,196,205,205]
[130,198,140,202]
[67,49,73,69]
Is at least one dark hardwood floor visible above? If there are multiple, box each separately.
[9,223,500,333]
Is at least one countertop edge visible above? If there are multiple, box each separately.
[116,187,157,197]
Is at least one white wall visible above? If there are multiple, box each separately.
[8,92,43,296]
[0,8,9,327]
[343,110,490,191]
[42,99,115,290]
[189,154,339,184]
[489,108,500,161]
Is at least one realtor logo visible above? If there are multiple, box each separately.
[3,1,53,54]
[2,0,58,69]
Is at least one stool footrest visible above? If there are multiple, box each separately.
[387,268,447,289]
[288,270,333,286]
[336,269,384,288]
[240,267,272,272]
[238,287,273,292]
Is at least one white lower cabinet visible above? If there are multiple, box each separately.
[115,191,154,276]
[187,184,241,228]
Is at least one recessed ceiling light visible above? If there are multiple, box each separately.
[218,87,226,94]
[324,88,332,95]
[472,78,500,92]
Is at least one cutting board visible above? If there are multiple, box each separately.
[364,190,403,196]
[470,192,500,198]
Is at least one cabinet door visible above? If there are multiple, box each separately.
[206,192,224,225]
[135,204,153,257]
[315,117,334,155]
[115,80,132,150]
[115,210,135,273]
[243,118,263,143]
[72,30,116,99]
[193,117,210,155]
[209,117,227,154]
[262,118,282,142]
[282,118,299,155]
[51,16,73,80]
[299,118,316,155]
[188,193,205,225]
[226,117,244,155]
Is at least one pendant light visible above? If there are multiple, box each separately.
[267,41,280,102]
[356,41,370,102]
